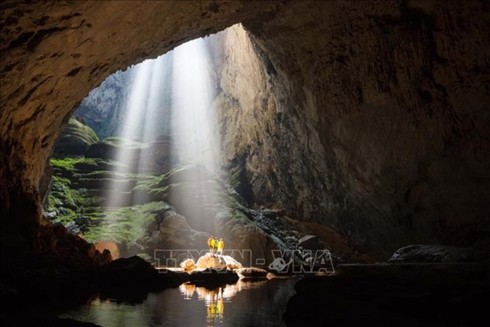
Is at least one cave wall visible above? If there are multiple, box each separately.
[1,1,489,258]
[231,1,489,256]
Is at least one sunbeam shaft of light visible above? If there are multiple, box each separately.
[104,59,155,208]
[171,38,219,173]
[103,36,223,232]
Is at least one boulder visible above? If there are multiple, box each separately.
[180,259,197,272]
[236,267,270,280]
[155,211,210,255]
[53,118,99,157]
[160,211,192,230]
[95,241,120,260]
[99,256,186,297]
[196,253,227,270]
[389,244,471,263]
[222,255,243,270]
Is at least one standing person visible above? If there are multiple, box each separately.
[208,236,214,254]
[218,238,224,255]
[212,237,219,255]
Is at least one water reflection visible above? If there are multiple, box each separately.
[61,279,296,327]
[179,280,269,326]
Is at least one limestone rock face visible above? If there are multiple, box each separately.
[1,1,489,260]
[216,3,490,257]
[74,70,132,139]
[216,209,280,266]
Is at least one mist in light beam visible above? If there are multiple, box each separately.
[104,36,222,220]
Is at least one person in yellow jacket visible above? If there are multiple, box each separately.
[208,236,214,253]
[218,238,224,255]
[212,238,219,254]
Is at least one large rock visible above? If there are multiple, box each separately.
[94,241,120,260]
[389,244,471,263]
[222,255,243,270]
[195,253,227,270]
[53,118,99,157]
[180,258,197,272]
[99,256,186,294]
[152,211,210,253]
[165,165,225,233]
[38,218,112,267]
[236,267,269,280]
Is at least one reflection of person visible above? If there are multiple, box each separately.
[212,238,219,254]
[208,236,214,253]
[217,298,224,318]
[206,287,225,320]
[218,238,224,255]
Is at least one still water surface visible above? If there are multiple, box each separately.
[61,278,296,327]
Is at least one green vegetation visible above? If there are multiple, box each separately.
[83,201,171,244]
[51,157,101,177]
[47,152,246,255]
[47,155,175,250]
[46,174,103,224]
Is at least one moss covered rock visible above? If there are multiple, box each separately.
[53,118,99,157]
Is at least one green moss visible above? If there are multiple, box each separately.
[47,164,104,224]
[83,201,171,244]
[51,157,99,177]
[47,159,246,249]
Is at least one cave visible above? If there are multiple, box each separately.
[1,1,489,326]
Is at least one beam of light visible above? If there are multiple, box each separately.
[169,37,223,234]
[104,35,223,227]
[104,59,157,208]
[171,38,219,172]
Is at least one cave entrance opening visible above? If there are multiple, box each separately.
[47,24,246,260]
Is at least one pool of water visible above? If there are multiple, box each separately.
[60,278,297,327]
